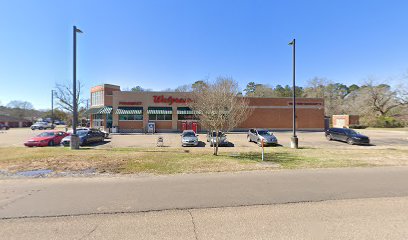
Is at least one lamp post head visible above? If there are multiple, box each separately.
[74,26,83,33]
[288,39,295,46]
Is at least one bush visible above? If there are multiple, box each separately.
[349,124,368,129]
[372,116,404,128]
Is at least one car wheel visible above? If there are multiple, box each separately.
[326,134,332,141]
[39,127,44,130]
[48,140,54,146]
[257,140,262,147]
[247,136,251,142]
[347,138,354,145]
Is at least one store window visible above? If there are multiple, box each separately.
[92,114,104,128]
[178,114,199,120]
[91,91,104,106]
[119,115,143,121]
[117,107,143,121]
[148,107,172,121]
[149,114,172,121]
[177,107,199,120]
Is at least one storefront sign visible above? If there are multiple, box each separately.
[153,95,192,105]
[119,101,142,106]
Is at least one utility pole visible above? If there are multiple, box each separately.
[289,39,299,149]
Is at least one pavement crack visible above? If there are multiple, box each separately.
[78,224,98,240]
[188,210,199,240]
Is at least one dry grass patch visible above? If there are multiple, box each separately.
[0,146,407,175]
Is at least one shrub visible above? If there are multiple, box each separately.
[349,124,368,129]
[373,116,404,128]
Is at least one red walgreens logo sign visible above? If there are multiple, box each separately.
[153,95,192,105]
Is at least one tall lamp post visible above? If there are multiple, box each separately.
[51,90,55,125]
[289,39,299,149]
[71,25,83,150]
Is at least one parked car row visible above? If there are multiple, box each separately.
[24,128,107,147]
[180,127,370,147]
[181,128,280,147]
[23,127,370,148]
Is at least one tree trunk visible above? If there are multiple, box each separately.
[215,130,219,156]
[211,129,216,155]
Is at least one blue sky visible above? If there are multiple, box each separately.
[1,0,408,109]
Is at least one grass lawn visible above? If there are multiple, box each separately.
[364,127,408,131]
[1,146,407,175]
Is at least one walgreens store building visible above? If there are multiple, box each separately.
[85,84,325,133]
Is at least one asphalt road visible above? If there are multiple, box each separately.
[2,167,408,239]
[2,167,408,219]
[2,197,408,240]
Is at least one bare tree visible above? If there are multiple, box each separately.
[304,77,351,116]
[174,84,191,92]
[54,81,84,113]
[361,81,405,116]
[189,77,251,155]
[6,100,34,118]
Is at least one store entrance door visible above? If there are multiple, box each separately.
[181,121,198,132]
[192,122,198,133]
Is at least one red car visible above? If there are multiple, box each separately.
[24,130,68,147]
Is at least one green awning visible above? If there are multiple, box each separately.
[177,109,199,114]
[99,106,113,114]
[116,107,143,115]
[84,107,103,115]
[148,109,173,114]
[84,106,112,115]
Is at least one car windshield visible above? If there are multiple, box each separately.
[343,129,358,135]
[37,132,55,137]
[183,132,196,137]
[77,131,88,136]
[257,130,272,136]
[211,132,224,137]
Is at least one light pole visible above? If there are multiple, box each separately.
[289,38,298,149]
[71,25,83,150]
[51,90,55,125]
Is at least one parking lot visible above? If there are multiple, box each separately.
[0,127,407,150]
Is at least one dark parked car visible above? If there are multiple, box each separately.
[61,129,105,147]
[325,128,370,145]
[0,123,10,130]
